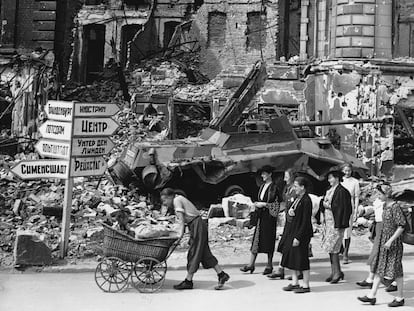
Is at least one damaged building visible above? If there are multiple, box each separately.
[0,0,413,181]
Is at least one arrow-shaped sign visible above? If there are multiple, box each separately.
[70,156,108,177]
[73,118,119,137]
[45,100,74,122]
[39,120,73,141]
[74,103,120,117]
[35,139,71,159]
[71,137,115,157]
[11,160,69,180]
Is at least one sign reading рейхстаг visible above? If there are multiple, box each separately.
[72,118,119,137]
[11,160,69,180]
[70,156,108,177]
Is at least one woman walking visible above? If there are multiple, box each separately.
[358,184,406,307]
[268,168,296,280]
[240,165,281,275]
[341,163,361,264]
[160,188,230,290]
[280,177,313,293]
[316,170,352,284]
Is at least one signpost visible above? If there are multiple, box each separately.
[11,160,69,179]
[38,120,72,141]
[73,118,119,137]
[71,137,115,157]
[11,100,120,258]
[35,139,71,159]
[70,156,108,177]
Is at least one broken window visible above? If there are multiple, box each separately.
[208,11,226,47]
[277,0,301,59]
[123,0,150,9]
[246,12,267,51]
[84,0,107,5]
[163,21,181,47]
[121,24,142,67]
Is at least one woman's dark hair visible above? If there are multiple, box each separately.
[327,170,344,182]
[259,165,274,174]
[160,188,176,197]
[294,176,308,191]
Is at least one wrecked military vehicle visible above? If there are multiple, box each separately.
[109,61,368,205]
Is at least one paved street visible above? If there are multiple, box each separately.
[1,257,414,311]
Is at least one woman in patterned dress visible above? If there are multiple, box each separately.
[240,165,281,275]
[358,184,406,307]
[316,170,352,284]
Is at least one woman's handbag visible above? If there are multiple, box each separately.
[369,221,377,242]
[400,204,414,245]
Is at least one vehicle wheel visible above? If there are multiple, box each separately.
[94,257,131,293]
[224,185,245,197]
[131,258,167,293]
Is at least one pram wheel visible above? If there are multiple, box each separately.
[131,257,167,293]
[95,257,131,293]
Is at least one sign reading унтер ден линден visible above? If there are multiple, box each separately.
[71,137,115,157]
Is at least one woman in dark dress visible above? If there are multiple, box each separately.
[280,177,313,293]
[268,168,296,280]
[240,165,281,275]
[316,170,352,284]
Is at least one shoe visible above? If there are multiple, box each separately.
[283,284,300,291]
[262,267,273,275]
[267,268,285,280]
[294,286,311,294]
[287,273,303,280]
[173,279,193,290]
[388,299,405,307]
[356,280,373,288]
[217,271,230,288]
[358,296,376,305]
[343,257,352,264]
[386,284,398,292]
[330,272,344,284]
[240,265,255,274]
[325,275,333,282]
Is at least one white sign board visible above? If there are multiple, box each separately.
[73,118,119,137]
[74,103,120,117]
[11,160,69,180]
[35,139,71,159]
[39,120,72,141]
[71,137,115,157]
[70,156,108,177]
[45,100,74,122]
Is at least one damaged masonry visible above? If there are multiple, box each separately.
[0,0,414,303]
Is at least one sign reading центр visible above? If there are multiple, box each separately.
[73,118,119,137]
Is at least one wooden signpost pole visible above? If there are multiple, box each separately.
[59,105,75,259]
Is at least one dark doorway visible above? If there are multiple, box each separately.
[84,24,105,83]
[121,24,141,67]
[278,0,301,59]
[163,21,180,48]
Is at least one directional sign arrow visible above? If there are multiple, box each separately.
[11,160,69,180]
[44,100,74,122]
[73,118,119,137]
[70,156,108,177]
[74,103,120,117]
[35,139,71,159]
[71,137,115,157]
[39,120,72,141]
